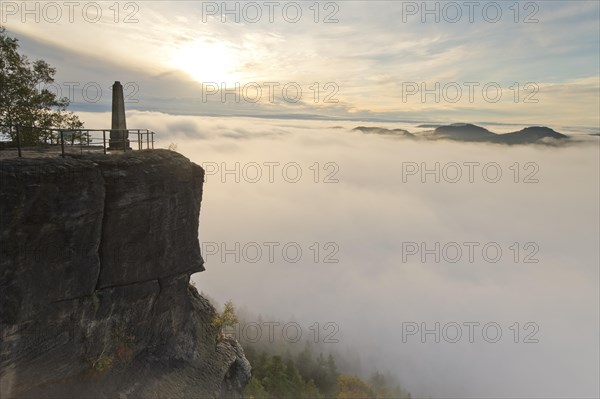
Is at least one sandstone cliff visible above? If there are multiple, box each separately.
[0,150,250,398]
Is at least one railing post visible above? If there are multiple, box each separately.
[103,130,107,154]
[60,130,65,157]
[15,126,22,158]
[151,131,154,149]
[146,130,150,149]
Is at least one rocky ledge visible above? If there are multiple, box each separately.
[0,150,250,398]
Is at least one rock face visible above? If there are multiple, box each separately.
[0,150,250,398]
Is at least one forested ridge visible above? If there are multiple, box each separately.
[208,299,413,399]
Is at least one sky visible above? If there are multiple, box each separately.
[2,0,599,128]
[2,2,599,398]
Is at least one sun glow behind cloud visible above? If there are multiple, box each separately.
[169,38,242,84]
[3,0,599,124]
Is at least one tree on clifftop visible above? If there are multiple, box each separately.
[0,26,83,145]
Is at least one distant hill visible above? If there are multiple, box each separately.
[417,124,443,128]
[491,126,568,144]
[432,123,497,141]
[432,124,568,144]
[350,123,569,145]
[352,126,415,138]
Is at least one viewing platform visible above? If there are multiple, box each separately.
[1,82,156,159]
[0,126,156,159]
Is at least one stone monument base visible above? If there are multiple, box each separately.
[108,140,131,151]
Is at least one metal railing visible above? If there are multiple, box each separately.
[0,126,155,158]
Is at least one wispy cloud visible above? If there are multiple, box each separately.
[3,0,599,125]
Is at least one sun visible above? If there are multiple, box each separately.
[171,38,241,84]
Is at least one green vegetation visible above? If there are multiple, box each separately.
[212,300,239,340]
[244,343,411,399]
[91,349,113,373]
[89,325,137,372]
[337,374,376,398]
[211,297,412,398]
[211,296,411,399]
[0,27,84,145]
[243,347,334,399]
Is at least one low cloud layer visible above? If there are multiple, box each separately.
[79,111,599,397]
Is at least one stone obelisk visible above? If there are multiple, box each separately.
[108,81,130,150]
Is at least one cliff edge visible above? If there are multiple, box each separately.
[0,150,250,398]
